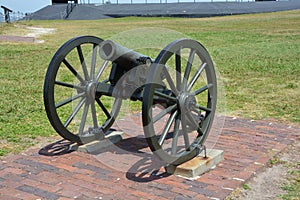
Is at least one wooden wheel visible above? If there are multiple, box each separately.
[142,38,217,165]
[44,36,121,144]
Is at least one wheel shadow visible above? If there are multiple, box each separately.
[125,155,171,183]
[38,139,74,156]
[90,136,172,182]
[114,137,171,182]
[38,135,171,182]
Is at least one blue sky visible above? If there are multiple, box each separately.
[0,0,52,13]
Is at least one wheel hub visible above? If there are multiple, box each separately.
[178,92,196,112]
[86,81,97,100]
[178,92,201,130]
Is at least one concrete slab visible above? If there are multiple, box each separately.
[69,131,124,154]
[166,149,224,179]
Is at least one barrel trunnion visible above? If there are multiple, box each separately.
[43,35,217,166]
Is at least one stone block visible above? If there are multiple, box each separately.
[69,131,124,154]
[166,149,224,179]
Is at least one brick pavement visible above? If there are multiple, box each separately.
[0,116,299,200]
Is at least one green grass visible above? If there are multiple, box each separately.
[242,183,251,190]
[0,10,299,156]
[280,168,300,200]
[268,156,300,200]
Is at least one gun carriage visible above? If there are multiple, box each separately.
[44,36,217,165]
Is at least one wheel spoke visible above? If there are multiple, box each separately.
[55,81,85,90]
[96,98,111,119]
[153,104,177,123]
[183,49,196,91]
[175,49,181,91]
[158,110,178,146]
[55,92,85,109]
[154,90,177,102]
[77,45,90,81]
[196,104,212,112]
[90,100,98,128]
[171,115,181,155]
[188,62,207,91]
[181,115,190,149]
[79,101,89,135]
[63,58,85,83]
[193,83,213,96]
[96,60,109,82]
[197,125,204,137]
[90,44,97,81]
[199,113,212,136]
[64,97,86,127]
[190,107,202,117]
[185,111,204,137]
[162,66,179,96]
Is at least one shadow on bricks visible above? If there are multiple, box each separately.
[88,136,172,183]
[20,116,298,200]
[38,135,172,183]
[38,139,74,156]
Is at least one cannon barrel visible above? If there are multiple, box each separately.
[100,40,150,70]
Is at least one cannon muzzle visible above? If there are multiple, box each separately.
[100,40,151,70]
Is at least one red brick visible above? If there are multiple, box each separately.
[43,160,78,172]
[156,178,190,190]
[209,167,238,179]
[211,188,233,200]
[255,155,272,165]
[222,179,244,189]
[236,169,255,182]
[0,194,19,200]
[77,187,103,199]
[22,178,62,193]
[242,163,264,174]
[52,153,88,166]
[0,167,26,175]
[194,193,212,199]
[69,175,116,195]
[0,116,298,199]
[0,174,24,188]
[171,187,199,198]
[74,174,128,191]
[0,187,41,199]
[199,175,223,186]
[131,190,162,200]
[58,197,74,200]
[32,171,63,184]
[57,186,81,198]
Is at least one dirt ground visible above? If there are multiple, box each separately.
[227,140,300,200]
[0,25,55,43]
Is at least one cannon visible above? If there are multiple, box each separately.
[43,36,217,165]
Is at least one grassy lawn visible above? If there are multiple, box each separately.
[0,10,299,155]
